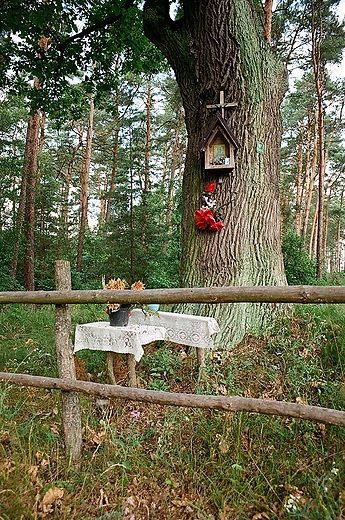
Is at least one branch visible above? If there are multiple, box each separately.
[143,0,172,42]
[143,0,185,67]
[58,0,135,53]
[54,0,135,77]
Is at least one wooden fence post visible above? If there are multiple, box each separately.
[55,260,82,461]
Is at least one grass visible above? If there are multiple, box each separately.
[1,303,345,518]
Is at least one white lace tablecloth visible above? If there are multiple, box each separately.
[129,310,220,349]
[74,322,166,362]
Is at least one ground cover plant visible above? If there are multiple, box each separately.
[1,303,345,519]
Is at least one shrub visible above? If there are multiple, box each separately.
[282,230,317,285]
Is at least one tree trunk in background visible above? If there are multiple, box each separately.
[311,0,326,279]
[138,77,153,256]
[316,103,325,277]
[336,190,344,272]
[10,159,28,281]
[144,75,152,194]
[263,0,273,44]
[105,127,119,224]
[144,0,288,348]
[163,104,184,254]
[294,124,304,235]
[98,163,107,227]
[77,91,94,272]
[23,109,41,290]
[105,90,120,224]
[309,197,319,257]
[303,112,318,239]
[129,134,135,282]
[63,129,83,238]
[324,190,331,269]
[301,114,312,238]
[10,90,42,286]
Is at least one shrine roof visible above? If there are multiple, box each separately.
[199,112,240,151]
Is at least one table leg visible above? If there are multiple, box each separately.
[196,347,205,367]
[106,352,117,385]
[127,354,137,388]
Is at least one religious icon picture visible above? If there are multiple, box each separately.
[214,144,226,161]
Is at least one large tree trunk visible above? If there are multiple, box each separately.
[144,0,287,348]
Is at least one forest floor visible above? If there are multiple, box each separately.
[1,303,345,519]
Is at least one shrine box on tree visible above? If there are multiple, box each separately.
[199,113,240,170]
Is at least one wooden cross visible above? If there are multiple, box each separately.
[206,90,237,119]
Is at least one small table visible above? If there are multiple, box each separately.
[74,321,166,387]
[129,309,220,366]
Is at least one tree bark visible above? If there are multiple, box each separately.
[143,0,288,348]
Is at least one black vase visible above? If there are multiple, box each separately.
[108,305,130,327]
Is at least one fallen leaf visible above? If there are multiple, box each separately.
[28,465,39,482]
[92,431,106,445]
[219,437,230,454]
[0,459,15,473]
[218,384,227,395]
[41,487,64,513]
[171,499,189,507]
[0,430,10,444]
[50,423,60,435]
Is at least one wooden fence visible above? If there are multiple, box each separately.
[1,260,345,462]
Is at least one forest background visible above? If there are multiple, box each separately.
[0,0,345,294]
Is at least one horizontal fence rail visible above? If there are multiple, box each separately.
[1,285,345,305]
[2,372,345,427]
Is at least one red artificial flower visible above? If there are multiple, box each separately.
[205,182,216,193]
[209,220,224,231]
[195,208,216,229]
